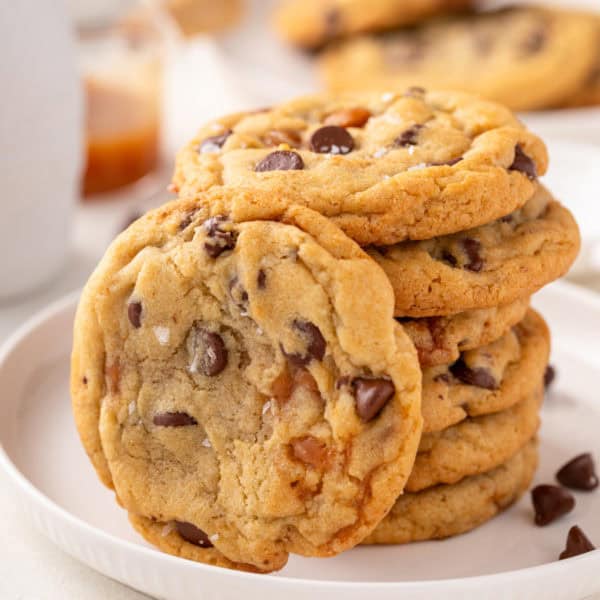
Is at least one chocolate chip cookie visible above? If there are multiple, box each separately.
[363,438,538,545]
[71,198,422,572]
[172,90,548,246]
[320,6,599,111]
[421,310,549,434]
[407,385,542,492]
[401,296,529,367]
[563,20,600,108]
[371,185,580,317]
[273,0,473,49]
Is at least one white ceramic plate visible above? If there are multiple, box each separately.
[0,282,599,600]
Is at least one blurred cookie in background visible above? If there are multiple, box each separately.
[163,0,244,37]
[273,0,474,49]
[319,6,599,111]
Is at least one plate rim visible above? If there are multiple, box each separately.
[1,282,599,591]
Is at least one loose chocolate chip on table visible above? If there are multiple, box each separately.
[153,412,198,427]
[556,454,599,491]
[353,377,395,422]
[198,130,232,153]
[544,365,556,388]
[531,484,575,526]
[395,124,424,147]
[188,326,228,376]
[462,238,484,272]
[310,126,354,155]
[450,360,498,390]
[324,107,371,128]
[203,216,237,258]
[128,301,142,328]
[560,525,596,560]
[255,150,304,172]
[509,144,537,180]
[175,521,214,548]
[262,129,302,148]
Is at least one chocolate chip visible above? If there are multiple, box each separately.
[283,320,326,365]
[257,269,266,289]
[522,26,547,55]
[187,326,228,376]
[228,277,249,311]
[560,526,595,560]
[544,365,556,388]
[509,145,537,180]
[262,129,302,148]
[395,124,424,147]
[531,484,575,526]
[310,126,354,155]
[462,238,484,272]
[441,250,458,268]
[198,130,232,153]
[153,412,198,427]
[324,108,371,128]
[353,377,395,422]
[429,157,463,167]
[556,454,599,491]
[433,373,451,384]
[203,216,237,258]
[175,521,213,548]
[82,376,88,385]
[128,301,142,328]
[255,150,304,172]
[335,376,351,389]
[450,360,498,390]
[179,209,198,231]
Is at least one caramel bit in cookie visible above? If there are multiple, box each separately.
[352,377,395,422]
[310,126,354,155]
[509,144,537,180]
[203,216,237,258]
[271,365,319,404]
[187,325,228,376]
[394,124,424,147]
[544,364,556,388]
[291,436,329,468]
[324,108,371,128]
[255,150,304,172]
[257,269,267,289]
[462,238,484,272]
[531,484,575,526]
[105,362,120,395]
[262,129,302,148]
[282,320,326,366]
[556,454,599,491]
[175,521,214,548]
[271,369,293,403]
[450,360,498,390]
[128,301,143,328]
[560,526,596,560]
[198,130,232,153]
[153,412,198,427]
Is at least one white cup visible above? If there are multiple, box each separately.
[0,0,82,299]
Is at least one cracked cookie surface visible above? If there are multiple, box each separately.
[273,0,473,49]
[363,438,538,544]
[172,90,547,246]
[320,6,599,111]
[371,185,580,317]
[71,197,422,572]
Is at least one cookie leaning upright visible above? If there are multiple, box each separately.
[70,197,422,572]
[172,90,548,246]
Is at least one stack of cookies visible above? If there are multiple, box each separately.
[71,89,580,572]
[274,1,600,111]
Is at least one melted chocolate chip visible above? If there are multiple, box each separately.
[203,216,237,258]
[228,277,249,311]
[441,250,458,268]
[450,360,498,390]
[188,326,228,376]
[282,320,326,366]
[560,526,596,560]
[82,376,88,385]
[310,126,354,155]
[198,130,232,153]
[556,454,599,491]
[544,365,556,388]
[509,145,537,180]
[462,238,484,272]
[179,209,198,231]
[531,484,575,526]
[257,269,266,289]
[255,150,304,172]
[153,412,198,427]
[128,301,142,328]
[395,124,424,147]
[175,521,213,548]
[353,377,395,422]
[429,157,463,167]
